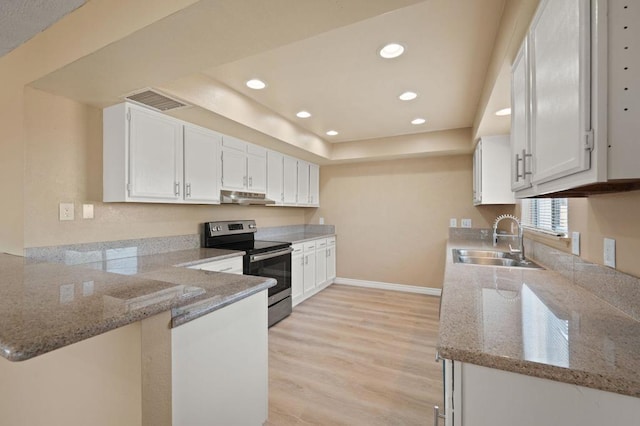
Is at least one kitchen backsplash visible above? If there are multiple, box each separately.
[24,234,200,265]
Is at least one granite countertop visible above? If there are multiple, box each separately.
[0,248,274,362]
[265,232,336,244]
[438,240,640,398]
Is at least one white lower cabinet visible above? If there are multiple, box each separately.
[302,241,317,296]
[291,243,304,305]
[442,360,640,426]
[315,239,327,286]
[189,256,243,275]
[292,236,337,307]
[326,237,336,281]
[172,291,268,426]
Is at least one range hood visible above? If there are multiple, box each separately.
[220,190,275,205]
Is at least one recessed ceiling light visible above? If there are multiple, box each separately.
[296,111,311,118]
[246,79,266,90]
[495,107,511,116]
[379,43,405,59]
[399,91,418,101]
[326,130,339,136]
[411,118,426,125]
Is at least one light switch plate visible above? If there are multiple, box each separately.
[59,202,74,221]
[571,232,580,256]
[449,218,457,228]
[604,238,616,268]
[461,218,472,228]
[82,204,94,219]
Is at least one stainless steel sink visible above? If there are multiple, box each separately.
[452,249,544,269]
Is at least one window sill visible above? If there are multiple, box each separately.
[523,229,571,252]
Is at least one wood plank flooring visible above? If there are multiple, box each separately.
[266,284,442,426]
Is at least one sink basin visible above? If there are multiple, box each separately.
[454,249,511,258]
[452,249,544,269]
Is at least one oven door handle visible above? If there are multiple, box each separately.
[250,247,293,263]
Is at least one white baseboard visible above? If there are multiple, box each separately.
[334,277,442,296]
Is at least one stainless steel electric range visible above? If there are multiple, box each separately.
[203,220,292,327]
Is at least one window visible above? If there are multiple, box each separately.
[521,198,568,236]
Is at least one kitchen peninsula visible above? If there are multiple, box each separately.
[0,247,274,426]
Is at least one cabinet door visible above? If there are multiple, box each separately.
[326,242,336,281]
[266,151,284,204]
[473,142,482,204]
[183,126,221,204]
[247,151,267,193]
[511,39,533,191]
[315,239,327,286]
[529,0,591,184]
[297,161,310,205]
[303,252,316,294]
[291,250,304,306]
[283,156,298,204]
[221,147,247,191]
[128,107,183,201]
[309,163,319,206]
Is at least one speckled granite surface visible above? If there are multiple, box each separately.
[438,240,640,398]
[0,248,273,362]
[256,224,336,243]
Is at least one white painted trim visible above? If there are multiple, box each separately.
[334,277,442,296]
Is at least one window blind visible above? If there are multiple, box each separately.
[521,198,568,236]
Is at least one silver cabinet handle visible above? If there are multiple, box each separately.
[186,183,191,197]
[515,153,523,180]
[249,176,253,187]
[433,406,445,426]
[219,266,233,272]
[175,182,180,196]
[305,255,308,265]
[243,176,247,187]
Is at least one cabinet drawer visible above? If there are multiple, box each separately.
[303,241,317,252]
[292,243,304,254]
[327,237,336,246]
[191,256,243,274]
[316,238,328,248]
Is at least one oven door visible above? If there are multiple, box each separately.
[246,247,292,306]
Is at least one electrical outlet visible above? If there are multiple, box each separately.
[449,218,457,228]
[571,232,580,256]
[59,202,74,221]
[604,238,616,268]
[319,217,325,225]
[461,218,472,228]
[82,204,94,219]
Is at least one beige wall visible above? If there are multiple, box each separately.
[306,156,514,288]
[23,87,306,248]
[568,192,640,278]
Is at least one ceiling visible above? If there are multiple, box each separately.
[12,0,514,160]
[0,0,86,57]
[204,0,506,143]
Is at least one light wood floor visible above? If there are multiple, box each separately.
[266,284,442,426]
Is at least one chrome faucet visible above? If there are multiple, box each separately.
[493,214,525,261]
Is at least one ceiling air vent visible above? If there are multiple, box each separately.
[125,89,189,111]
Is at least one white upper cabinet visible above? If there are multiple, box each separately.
[127,106,183,201]
[221,136,267,193]
[266,150,284,204]
[474,136,515,205]
[529,0,591,185]
[511,0,640,196]
[183,125,221,204]
[247,145,267,192]
[104,102,320,206]
[511,38,533,192]
[309,163,320,207]
[283,156,298,205]
[297,161,310,205]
